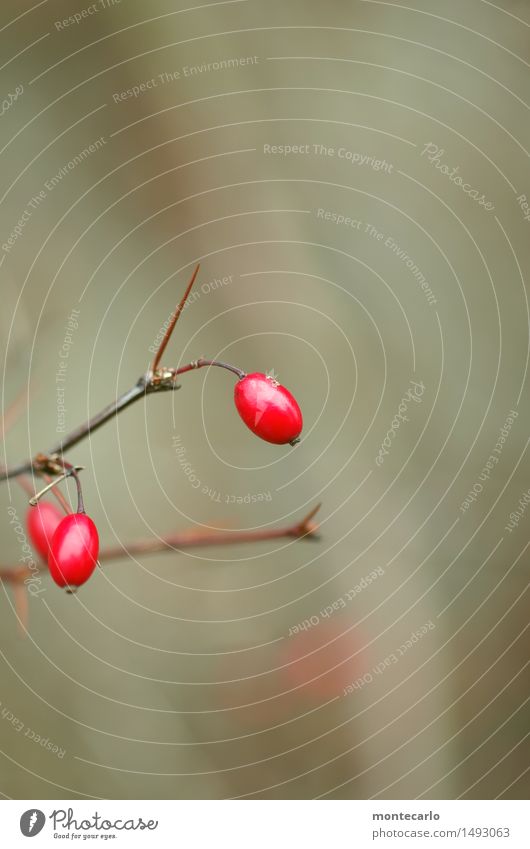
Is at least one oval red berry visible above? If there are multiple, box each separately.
[48,513,99,589]
[27,502,63,561]
[234,373,303,445]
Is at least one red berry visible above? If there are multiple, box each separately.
[48,513,99,590]
[26,502,63,561]
[234,373,303,445]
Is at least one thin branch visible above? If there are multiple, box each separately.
[0,505,321,585]
[0,566,29,584]
[15,474,34,498]
[40,474,71,515]
[0,266,255,482]
[100,504,321,561]
[1,387,29,441]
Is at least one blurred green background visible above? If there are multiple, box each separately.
[0,0,528,799]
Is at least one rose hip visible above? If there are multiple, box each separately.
[234,373,303,445]
[26,502,63,561]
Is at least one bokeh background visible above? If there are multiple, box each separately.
[0,0,528,800]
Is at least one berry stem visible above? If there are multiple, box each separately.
[0,381,152,480]
[40,474,72,515]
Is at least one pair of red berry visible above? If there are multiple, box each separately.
[27,502,99,591]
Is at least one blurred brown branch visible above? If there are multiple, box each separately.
[0,504,321,587]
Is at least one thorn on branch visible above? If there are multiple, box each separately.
[13,583,29,636]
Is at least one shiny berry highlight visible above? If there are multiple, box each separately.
[48,513,99,590]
